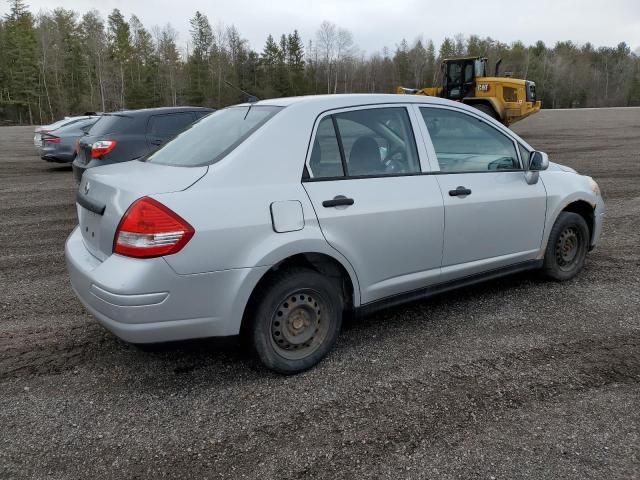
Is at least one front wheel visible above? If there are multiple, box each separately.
[543,212,590,281]
[249,268,343,374]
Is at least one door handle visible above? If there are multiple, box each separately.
[448,186,472,197]
[322,196,354,208]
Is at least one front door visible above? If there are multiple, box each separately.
[418,105,547,281]
[303,106,445,304]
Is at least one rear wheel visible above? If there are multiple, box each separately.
[543,212,590,281]
[249,268,343,374]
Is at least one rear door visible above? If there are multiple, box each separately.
[146,112,196,150]
[303,105,445,304]
[416,105,547,281]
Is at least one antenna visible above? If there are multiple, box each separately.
[224,80,259,103]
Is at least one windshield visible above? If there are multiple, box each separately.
[148,105,283,167]
[89,114,133,136]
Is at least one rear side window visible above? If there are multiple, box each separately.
[148,105,282,167]
[89,114,133,136]
[308,107,420,178]
[148,113,195,136]
[420,107,520,172]
[308,117,344,178]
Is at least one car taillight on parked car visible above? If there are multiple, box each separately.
[113,197,194,258]
[91,140,117,159]
[43,135,61,144]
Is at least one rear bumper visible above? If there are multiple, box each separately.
[65,226,268,343]
[41,145,74,163]
[41,153,74,163]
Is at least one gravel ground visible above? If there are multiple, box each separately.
[1,108,639,479]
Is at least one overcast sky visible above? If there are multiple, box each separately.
[12,0,640,54]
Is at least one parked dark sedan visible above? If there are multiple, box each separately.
[72,106,213,182]
[40,117,99,163]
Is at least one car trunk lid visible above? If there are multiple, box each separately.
[76,160,207,260]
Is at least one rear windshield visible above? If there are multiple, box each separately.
[89,114,133,135]
[48,117,87,130]
[147,105,282,167]
[56,118,97,133]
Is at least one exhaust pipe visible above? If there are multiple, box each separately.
[495,58,503,77]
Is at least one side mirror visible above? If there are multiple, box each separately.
[529,151,549,171]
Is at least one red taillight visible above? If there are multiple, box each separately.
[91,140,117,159]
[75,139,80,155]
[113,197,194,258]
[43,135,61,144]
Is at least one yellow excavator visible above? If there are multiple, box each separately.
[398,56,541,125]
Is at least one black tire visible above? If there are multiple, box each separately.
[248,267,343,374]
[543,212,590,281]
[473,103,498,120]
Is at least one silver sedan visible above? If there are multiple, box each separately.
[66,94,605,374]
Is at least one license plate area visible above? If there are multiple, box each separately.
[78,206,102,255]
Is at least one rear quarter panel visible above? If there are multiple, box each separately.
[153,103,362,304]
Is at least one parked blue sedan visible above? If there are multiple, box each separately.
[40,117,98,163]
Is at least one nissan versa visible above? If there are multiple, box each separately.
[65,94,605,374]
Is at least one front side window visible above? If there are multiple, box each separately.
[519,144,531,168]
[308,107,420,179]
[148,105,282,167]
[420,107,520,172]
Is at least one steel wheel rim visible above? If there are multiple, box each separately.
[555,226,581,271]
[270,289,330,360]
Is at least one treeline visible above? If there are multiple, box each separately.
[1,0,640,124]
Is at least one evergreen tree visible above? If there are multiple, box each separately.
[107,9,132,109]
[287,30,306,94]
[393,39,410,86]
[260,34,280,97]
[186,11,212,104]
[128,15,156,108]
[3,0,38,123]
[80,10,108,112]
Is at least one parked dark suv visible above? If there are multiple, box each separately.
[72,106,213,182]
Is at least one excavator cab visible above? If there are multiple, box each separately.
[442,57,488,100]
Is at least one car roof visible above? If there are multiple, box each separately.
[241,93,468,110]
[107,106,214,117]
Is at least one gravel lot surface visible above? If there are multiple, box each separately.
[1,108,639,479]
